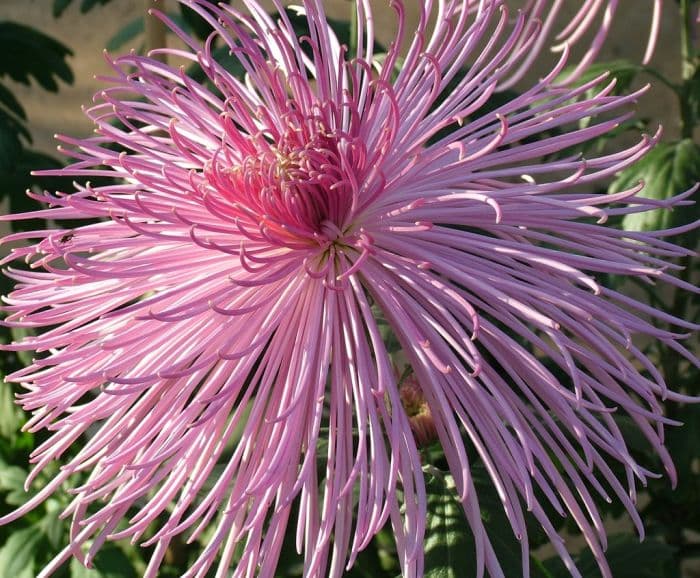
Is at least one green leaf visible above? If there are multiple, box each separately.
[2,148,73,232]
[553,60,643,134]
[283,7,385,56]
[0,121,22,171]
[543,535,675,578]
[0,81,26,119]
[686,66,700,128]
[610,139,700,242]
[53,0,73,18]
[4,486,30,507]
[186,43,246,85]
[180,0,217,41]
[0,22,73,91]
[69,544,140,578]
[424,471,473,578]
[40,499,67,548]
[0,99,31,143]
[0,527,43,578]
[0,381,26,440]
[424,467,554,577]
[80,0,114,13]
[643,403,700,534]
[0,458,26,492]
[106,17,145,52]
[9,327,35,367]
[53,0,116,17]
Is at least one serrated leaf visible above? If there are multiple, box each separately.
[0,104,31,144]
[4,148,71,232]
[0,527,43,578]
[80,0,113,14]
[610,139,700,242]
[0,122,22,171]
[53,0,73,18]
[69,544,138,578]
[0,22,73,91]
[0,81,26,120]
[106,17,145,52]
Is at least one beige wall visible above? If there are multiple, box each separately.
[0,1,690,155]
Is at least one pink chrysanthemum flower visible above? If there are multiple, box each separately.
[1,1,696,577]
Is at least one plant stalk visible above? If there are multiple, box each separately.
[679,0,698,138]
[145,0,168,63]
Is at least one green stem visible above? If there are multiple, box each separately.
[680,0,695,82]
[145,0,168,63]
[679,0,697,138]
[348,0,358,55]
[640,66,680,93]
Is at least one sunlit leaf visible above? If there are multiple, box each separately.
[0,458,26,493]
[0,527,43,578]
[424,470,473,578]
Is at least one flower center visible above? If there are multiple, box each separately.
[215,108,360,247]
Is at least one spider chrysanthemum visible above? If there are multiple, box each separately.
[1,1,697,577]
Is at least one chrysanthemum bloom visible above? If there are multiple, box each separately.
[1,0,696,577]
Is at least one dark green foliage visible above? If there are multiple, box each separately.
[52,0,114,19]
[0,20,75,218]
[686,66,700,127]
[69,545,139,578]
[186,43,247,86]
[180,0,225,42]
[0,22,73,91]
[543,535,675,578]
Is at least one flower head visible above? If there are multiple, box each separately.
[1,1,696,577]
